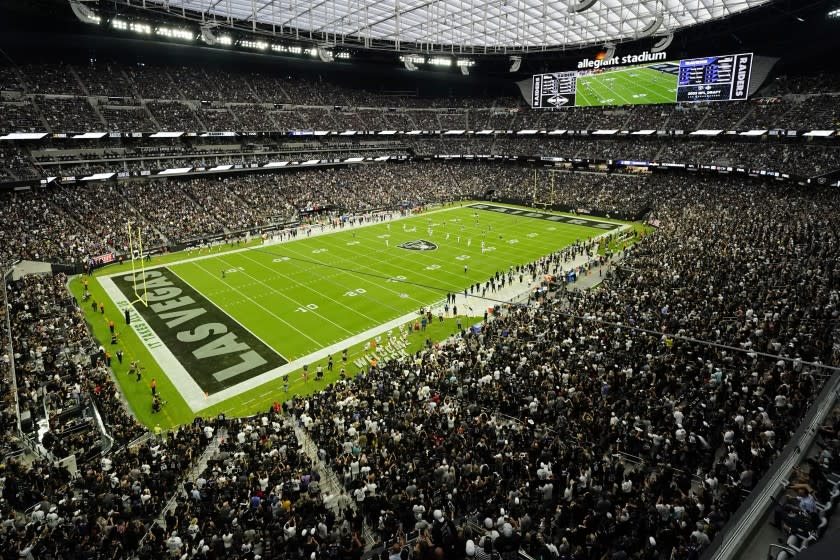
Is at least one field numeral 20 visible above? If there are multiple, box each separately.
[295,304,319,313]
[344,288,367,297]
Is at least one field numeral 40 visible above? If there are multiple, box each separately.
[295,304,319,313]
[344,288,367,297]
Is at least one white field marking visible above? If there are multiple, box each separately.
[265,240,436,308]
[294,208,577,289]
[130,224,632,414]
[233,251,383,326]
[193,304,448,413]
[166,266,289,362]
[97,274,208,409]
[190,258,327,344]
[98,205,466,281]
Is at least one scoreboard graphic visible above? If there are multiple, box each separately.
[676,53,753,102]
[531,52,754,109]
[531,71,577,109]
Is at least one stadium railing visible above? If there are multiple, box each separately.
[702,369,840,560]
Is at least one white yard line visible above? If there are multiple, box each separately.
[233,251,385,326]
[264,242,435,309]
[95,203,629,413]
[98,205,464,280]
[189,258,329,343]
[165,266,290,363]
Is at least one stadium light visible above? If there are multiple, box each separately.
[829,8,840,19]
[130,22,152,34]
[156,27,194,40]
[428,57,453,66]
[111,19,127,30]
[240,39,268,50]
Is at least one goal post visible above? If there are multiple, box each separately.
[532,168,559,208]
[126,221,149,307]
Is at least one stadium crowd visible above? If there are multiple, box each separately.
[0,162,521,263]
[0,165,837,560]
[286,174,839,560]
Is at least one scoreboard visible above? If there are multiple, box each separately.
[531,52,754,109]
[532,71,577,109]
[676,53,753,102]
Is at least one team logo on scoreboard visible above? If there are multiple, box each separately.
[546,94,571,107]
[398,239,438,251]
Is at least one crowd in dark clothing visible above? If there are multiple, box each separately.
[0,168,837,559]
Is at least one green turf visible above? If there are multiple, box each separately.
[575,65,677,107]
[167,207,608,363]
[71,201,631,428]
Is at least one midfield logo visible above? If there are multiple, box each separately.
[398,239,438,251]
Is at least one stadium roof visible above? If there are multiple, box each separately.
[148,0,773,52]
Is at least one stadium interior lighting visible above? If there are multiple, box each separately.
[428,57,453,67]
[456,59,475,67]
[830,8,840,19]
[130,22,152,34]
[111,19,127,30]
[150,1,773,52]
[240,39,268,50]
[156,27,194,40]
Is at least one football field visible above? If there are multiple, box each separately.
[575,63,678,106]
[85,202,626,426]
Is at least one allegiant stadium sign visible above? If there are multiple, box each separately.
[578,50,667,70]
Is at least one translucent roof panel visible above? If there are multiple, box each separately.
[155,0,772,51]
